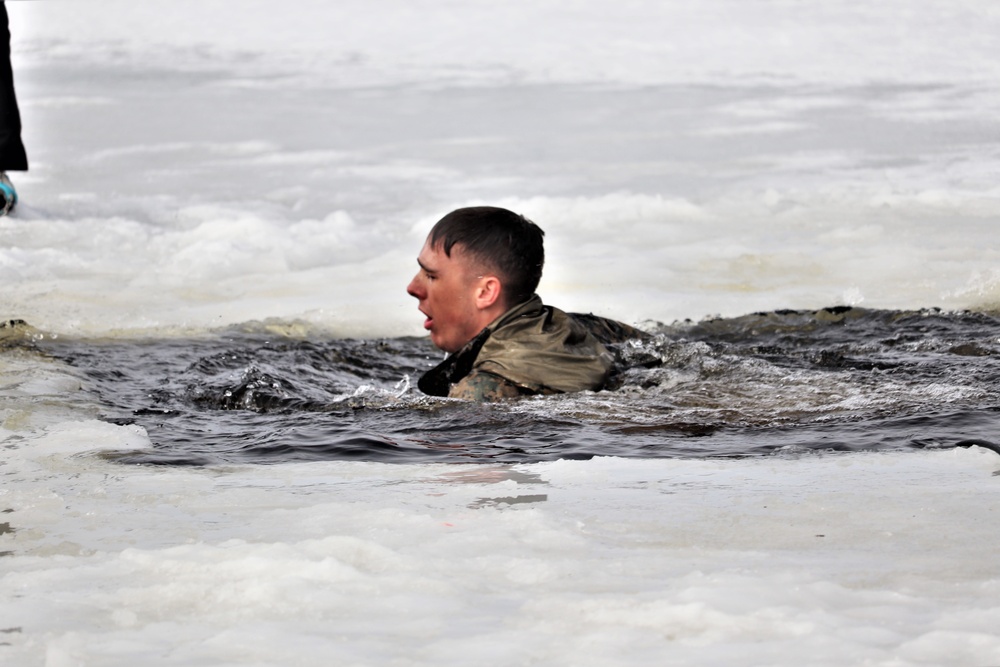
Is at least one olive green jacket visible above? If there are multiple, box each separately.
[417,295,643,401]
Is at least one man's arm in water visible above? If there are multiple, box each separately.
[448,370,526,401]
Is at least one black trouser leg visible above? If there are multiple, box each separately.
[0,1,27,171]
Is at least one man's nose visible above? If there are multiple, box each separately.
[406,274,424,299]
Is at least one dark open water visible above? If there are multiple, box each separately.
[24,306,1000,465]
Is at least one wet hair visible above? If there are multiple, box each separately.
[429,206,545,308]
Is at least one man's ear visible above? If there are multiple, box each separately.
[474,275,502,310]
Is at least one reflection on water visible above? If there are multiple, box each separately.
[12,307,1000,465]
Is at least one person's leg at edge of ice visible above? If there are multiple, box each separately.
[0,0,28,216]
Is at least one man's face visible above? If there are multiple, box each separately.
[406,239,491,353]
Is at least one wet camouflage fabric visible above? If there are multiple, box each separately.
[448,370,536,401]
[417,296,647,402]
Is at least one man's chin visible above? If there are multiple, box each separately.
[430,332,459,355]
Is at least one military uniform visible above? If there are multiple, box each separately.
[417,295,645,401]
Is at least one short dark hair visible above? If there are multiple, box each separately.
[429,206,545,308]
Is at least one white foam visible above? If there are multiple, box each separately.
[5,176,998,335]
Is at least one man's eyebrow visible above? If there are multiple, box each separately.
[417,258,436,273]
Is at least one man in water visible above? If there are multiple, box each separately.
[406,206,643,401]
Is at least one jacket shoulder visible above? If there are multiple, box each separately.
[569,313,649,346]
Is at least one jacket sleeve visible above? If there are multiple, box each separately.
[448,370,527,401]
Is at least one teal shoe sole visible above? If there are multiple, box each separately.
[0,179,17,215]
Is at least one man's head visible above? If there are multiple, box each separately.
[406,206,545,353]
